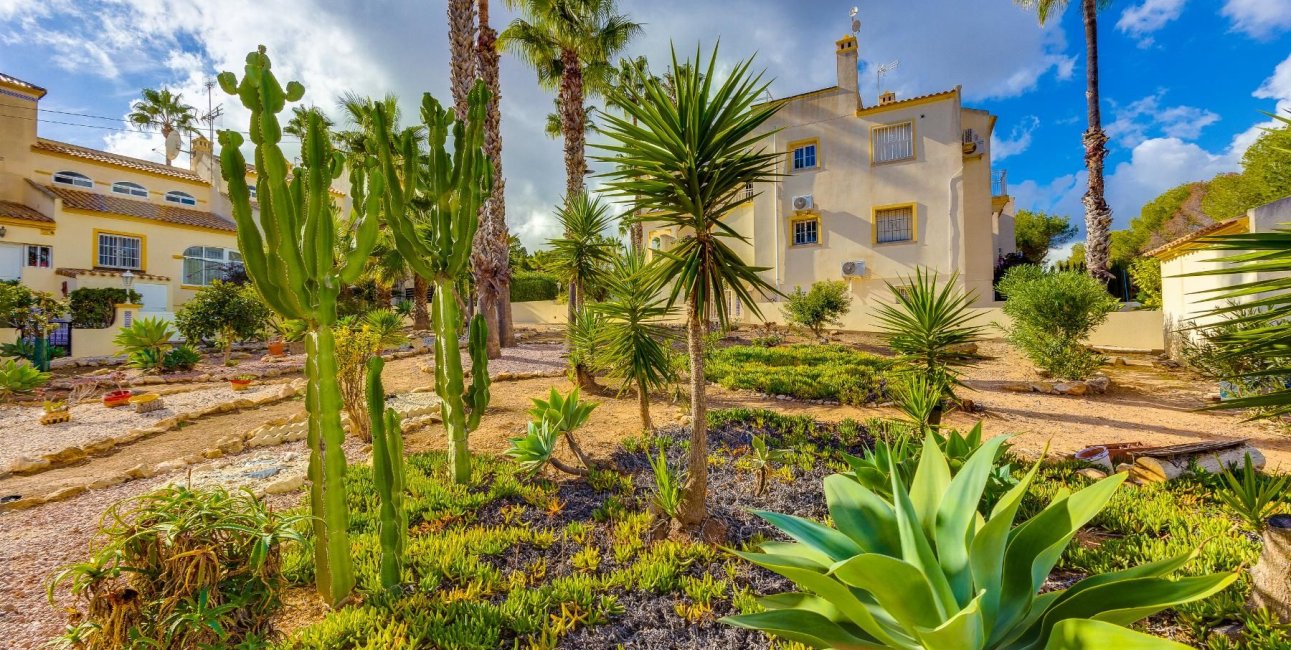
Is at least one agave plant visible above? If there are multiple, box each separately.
[505,421,565,475]
[749,434,791,496]
[113,316,176,372]
[506,387,598,475]
[0,358,51,397]
[722,433,1238,649]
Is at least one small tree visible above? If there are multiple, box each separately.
[782,280,851,340]
[174,280,271,365]
[997,265,1119,380]
[595,251,675,431]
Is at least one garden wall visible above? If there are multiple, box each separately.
[507,299,1166,352]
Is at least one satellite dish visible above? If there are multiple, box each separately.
[851,18,861,33]
[164,130,182,162]
[850,6,858,17]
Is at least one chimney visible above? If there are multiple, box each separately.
[190,135,216,185]
[835,35,858,97]
[879,91,897,106]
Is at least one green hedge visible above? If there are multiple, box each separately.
[68,287,141,329]
[510,271,560,302]
[706,344,898,406]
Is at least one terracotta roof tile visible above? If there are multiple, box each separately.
[56,268,171,282]
[44,184,236,232]
[0,200,54,224]
[33,138,204,182]
[1145,217,1247,259]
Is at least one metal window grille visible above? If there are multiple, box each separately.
[875,206,913,243]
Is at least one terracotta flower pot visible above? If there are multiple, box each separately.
[267,340,286,356]
[229,378,254,392]
[40,411,71,425]
[102,389,133,408]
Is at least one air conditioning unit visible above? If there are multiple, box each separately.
[962,128,985,156]
[792,194,814,211]
[842,260,866,277]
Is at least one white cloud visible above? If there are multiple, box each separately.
[1222,0,1291,39]
[1116,0,1187,46]
[991,115,1040,160]
[1104,92,1220,147]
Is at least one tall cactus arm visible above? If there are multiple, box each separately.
[369,105,437,281]
[339,167,385,285]
[464,313,491,433]
[217,131,299,318]
[365,356,403,590]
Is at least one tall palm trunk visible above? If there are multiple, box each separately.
[472,0,508,359]
[677,296,708,527]
[412,276,430,330]
[448,0,478,120]
[1080,0,1113,282]
[558,49,588,322]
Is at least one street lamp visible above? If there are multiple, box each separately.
[121,269,134,291]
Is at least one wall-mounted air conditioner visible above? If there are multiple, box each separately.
[792,194,814,211]
[842,260,866,277]
[962,128,985,156]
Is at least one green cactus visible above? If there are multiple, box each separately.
[370,82,492,485]
[215,46,381,605]
[365,357,407,590]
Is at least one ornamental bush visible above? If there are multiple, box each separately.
[510,271,561,302]
[706,344,896,405]
[782,280,851,339]
[68,287,141,328]
[997,265,1119,380]
[174,280,271,365]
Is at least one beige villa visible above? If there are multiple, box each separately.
[642,35,1016,328]
[0,72,253,320]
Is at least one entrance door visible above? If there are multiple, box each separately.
[134,282,169,312]
[0,244,22,281]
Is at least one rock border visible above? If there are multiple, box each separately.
[1000,374,1111,396]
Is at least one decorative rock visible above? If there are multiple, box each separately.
[125,463,154,479]
[1053,382,1088,396]
[90,367,115,376]
[264,474,305,495]
[203,448,225,460]
[1029,382,1055,395]
[46,485,87,502]
[218,437,245,454]
[7,456,50,475]
[44,447,87,465]
[1001,383,1032,393]
[153,459,188,474]
[89,473,128,490]
[1085,375,1111,394]
[1075,468,1108,481]
[246,467,282,480]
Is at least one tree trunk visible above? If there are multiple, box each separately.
[447,0,477,121]
[677,298,709,528]
[1250,514,1291,622]
[638,377,653,432]
[478,0,514,350]
[477,285,501,359]
[497,278,515,347]
[1081,0,1113,282]
[412,276,430,330]
[630,221,644,255]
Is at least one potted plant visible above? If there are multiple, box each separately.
[100,371,132,407]
[229,374,256,392]
[129,392,164,413]
[40,399,70,425]
[269,317,308,356]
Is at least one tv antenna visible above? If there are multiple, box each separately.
[876,60,899,97]
[850,6,861,35]
[200,80,224,146]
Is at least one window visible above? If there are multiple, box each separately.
[53,171,92,188]
[112,181,148,198]
[875,205,915,244]
[165,191,197,206]
[791,217,819,246]
[98,233,142,269]
[248,185,257,200]
[872,122,915,164]
[183,246,243,286]
[25,245,51,268]
[791,142,818,170]
[740,182,754,201]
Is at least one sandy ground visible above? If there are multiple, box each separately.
[3,334,1289,648]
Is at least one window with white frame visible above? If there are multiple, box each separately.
[26,245,51,268]
[791,142,818,170]
[53,171,93,188]
[872,122,914,163]
[791,217,819,246]
[111,181,148,198]
[98,233,142,269]
[183,246,243,286]
[875,205,915,243]
[165,191,197,206]
[740,182,754,200]
[248,185,257,200]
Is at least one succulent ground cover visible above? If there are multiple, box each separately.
[705,344,897,406]
[271,409,1277,649]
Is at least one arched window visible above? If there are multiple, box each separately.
[165,191,197,206]
[52,171,92,188]
[182,246,243,286]
[111,181,148,198]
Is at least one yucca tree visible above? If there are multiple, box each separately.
[548,191,617,388]
[595,250,676,431]
[127,88,199,165]
[1014,0,1114,281]
[595,45,783,533]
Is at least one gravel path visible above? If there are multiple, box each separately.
[0,383,284,472]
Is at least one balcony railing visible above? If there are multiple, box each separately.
[991,169,1008,197]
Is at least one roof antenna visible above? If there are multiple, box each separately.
[876,60,899,104]
[850,6,861,35]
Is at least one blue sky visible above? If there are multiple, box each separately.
[2,0,1289,249]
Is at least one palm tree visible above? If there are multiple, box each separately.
[1015,0,1114,281]
[595,250,675,431]
[127,88,200,166]
[549,192,617,388]
[284,106,334,140]
[595,46,783,534]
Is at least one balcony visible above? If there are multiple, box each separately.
[991,169,1008,197]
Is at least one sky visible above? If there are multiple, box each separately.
[1,0,1289,252]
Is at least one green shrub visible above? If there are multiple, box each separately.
[174,280,271,365]
[648,445,685,520]
[114,316,175,372]
[1128,257,1162,310]
[1215,453,1288,532]
[706,344,896,405]
[67,287,141,328]
[0,358,50,396]
[872,269,984,399]
[510,271,561,302]
[163,344,202,372]
[997,265,1119,380]
[1176,307,1291,413]
[48,486,303,649]
[782,280,851,339]
[362,308,406,349]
